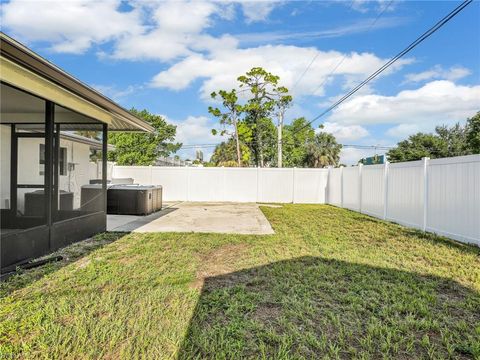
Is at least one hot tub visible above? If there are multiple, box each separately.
[81,184,162,216]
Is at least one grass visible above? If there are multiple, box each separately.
[0,204,479,359]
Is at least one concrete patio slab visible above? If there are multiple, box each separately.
[107,202,274,235]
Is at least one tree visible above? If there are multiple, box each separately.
[108,108,181,165]
[209,90,243,166]
[210,139,251,166]
[238,67,290,167]
[386,114,480,163]
[273,87,292,167]
[466,112,480,153]
[387,133,447,162]
[435,123,469,157]
[282,117,315,167]
[75,130,101,140]
[305,130,342,168]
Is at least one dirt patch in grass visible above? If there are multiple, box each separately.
[192,243,249,290]
[251,302,282,324]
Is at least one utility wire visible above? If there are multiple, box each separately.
[290,0,356,91]
[179,143,393,150]
[286,0,472,140]
[308,0,394,97]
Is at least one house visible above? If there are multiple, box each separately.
[0,33,153,271]
[0,130,114,212]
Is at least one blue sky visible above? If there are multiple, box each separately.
[2,0,479,163]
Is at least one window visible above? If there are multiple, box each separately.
[59,147,67,176]
[39,144,45,175]
[39,144,67,175]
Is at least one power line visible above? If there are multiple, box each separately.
[291,0,394,95]
[308,0,394,97]
[287,0,472,140]
[179,143,393,150]
[290,0,356,92]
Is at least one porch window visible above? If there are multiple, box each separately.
[39,144,67,176]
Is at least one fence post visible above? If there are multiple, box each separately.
[358,163,363,212]
[292,167,296,204]
[222,166,226,202]
[340,166,344,208]
[326,166,331,204]
[383,161,389,220]
[186,166,190,202]
[256,166,260,203]
[422,157,430,232]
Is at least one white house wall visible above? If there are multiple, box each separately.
[12,136,92,212]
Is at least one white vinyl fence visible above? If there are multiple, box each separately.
[326,155,480,246]
[112,154,480,246]
[112,166,329,204]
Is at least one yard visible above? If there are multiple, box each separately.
[1,204,479,359]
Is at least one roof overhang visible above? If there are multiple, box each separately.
[59,132,115,151]
[0,33,154,132]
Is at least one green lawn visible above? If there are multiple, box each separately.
[1,205,479,359]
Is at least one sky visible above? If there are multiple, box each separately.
[1,0,479,164]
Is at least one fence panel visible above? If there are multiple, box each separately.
[257,168,294,203]
[361,164,385,218]
[386,160,424,229]
[327,167,342,206]
[151,167,188,201]
[188,168,225,201]
[113,166,151,184]
[426,155,480,245]
[293,168,329,203]
[223,167,258,202]
[342,166,360,211]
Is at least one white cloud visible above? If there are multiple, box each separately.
[109,1,241,62]
[169,115,223,145]
[239,1,279,23]
[403,65,471,84]
[1,0,144,54]
[385,123,422,139]
[349,0,396,13]
[150,45,412,99]
[167,115,226,161]
[327,81,480,128]
[90,84,143,103]
[321,122,369,141]
[1,0,281,58]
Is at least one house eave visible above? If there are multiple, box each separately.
[0,32,154,132]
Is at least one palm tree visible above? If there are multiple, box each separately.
[305,132,342,168]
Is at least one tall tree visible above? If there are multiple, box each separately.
[238,67,290,167]
[108,108,181,165]
[273,87,292,167]
[282,117,315,167]
[209,90,243,166]
[305,130,342,168]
